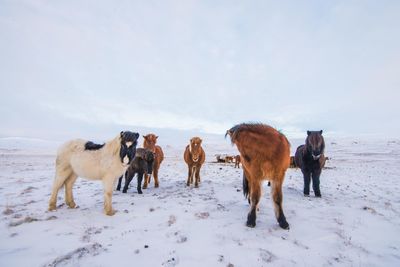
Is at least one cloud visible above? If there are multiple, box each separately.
[1,0,400,138]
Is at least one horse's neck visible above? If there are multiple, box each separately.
[103,135,121,157]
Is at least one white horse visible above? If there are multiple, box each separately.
[48,131,139,215]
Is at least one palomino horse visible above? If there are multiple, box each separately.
[49,131,139,215]
[294,130,326,197]
[142,134,164,188]
[226,123,290,229]
[184,137,205,187]
[116,148,154,194]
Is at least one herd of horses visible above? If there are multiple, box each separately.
[48,123,325,230]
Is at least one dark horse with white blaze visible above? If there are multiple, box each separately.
[226,123,290,229]
[294,130,326,197]
[116,148,155,194]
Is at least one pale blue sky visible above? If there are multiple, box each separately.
[1,0,399,140]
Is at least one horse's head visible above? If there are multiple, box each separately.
[143,134,158,153]
[189,137,203,162]
[144,150,155,175]
[120,131,140,165]
[306,130,325,160]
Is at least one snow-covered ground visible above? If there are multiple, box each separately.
[1,137,400,266]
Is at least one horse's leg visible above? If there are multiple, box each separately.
[191,166,196,185]
[245,167,261,228]
[64,173,78,208]
[137,172,144,194]
[103,177,116,216]
[186,164,193,186]
[303,170,311,196]
[123,171,134,193]
[142,174,149,189]
[271,176,290,229]
[194,165,200,188]
[243,168,251,204]
[49,165,72,211]
[116,175,123,191]
[153,162,160,188]
[312,170,322,197]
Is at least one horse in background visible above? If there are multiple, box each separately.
[294,130,326,197]
[234,155,241,168]
[226,123,290,229]
[49,131,139,215]
[116,148,155,194]
[184,137,206,187]
[142,134,164,189]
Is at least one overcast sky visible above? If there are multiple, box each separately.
[1,0,399,140]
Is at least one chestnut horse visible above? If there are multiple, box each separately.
[142,134,164,188]
[184,137,205,187]
[226,123,290,229]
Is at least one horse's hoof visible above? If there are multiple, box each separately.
[116,187,121,191]
[186,183,190,187]
[142,185,148,189]
[138,191,143,194]
[122,190,127,193]
[155,184,159,188]
[279,220,290,230]
[315,194,322,198]
[48,204,56,211]
[304,193,310,197]
[246,221,256,228]
[67,202,77,209]
[195,184,199,188]
[105,209,116,216]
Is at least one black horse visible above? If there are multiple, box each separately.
[116,148,155,194]
[294,130,326,197]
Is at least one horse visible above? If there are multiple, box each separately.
[234,155,241,168]
[142,134,164,189]
[225,156,234,163]
[48,131,140,215]
[184,137,206,187]
[294,130,326,197]
[226,123,290,229]
[116,148,155,194]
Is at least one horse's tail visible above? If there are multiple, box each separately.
[243,171,249,200]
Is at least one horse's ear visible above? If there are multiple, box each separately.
[143,135,147,139]
[120,131,124,137]
[156,136,159,139]
[199,138,203,144]
[319,130,323,135]
[135,133,140,139]
[307,131,311,136]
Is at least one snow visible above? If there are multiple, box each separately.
[1,137,400,266]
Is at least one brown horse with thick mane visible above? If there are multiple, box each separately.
[142,134,164,189]
[226,123,290,229]
[184,137,205,187]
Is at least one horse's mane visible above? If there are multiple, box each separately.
[84,141,105,151]
[226,123,285,144]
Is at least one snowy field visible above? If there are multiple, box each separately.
[1,137,400,266]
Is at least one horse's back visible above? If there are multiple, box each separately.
[228,123,290,166]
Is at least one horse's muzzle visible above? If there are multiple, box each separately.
[312,154,321,160]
